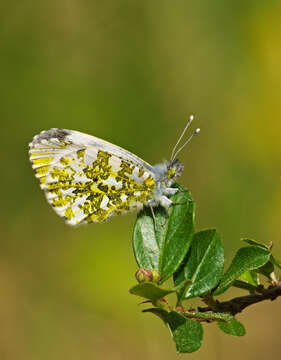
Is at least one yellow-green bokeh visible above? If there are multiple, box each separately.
[0,1,280,359]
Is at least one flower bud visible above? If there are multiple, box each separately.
[135,269,153,283]
[151,269,161,284]
[135,268,161,283]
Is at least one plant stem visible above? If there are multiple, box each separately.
[179,310,232,323]
[198,285,281,315]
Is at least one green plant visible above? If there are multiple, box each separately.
[130,184,281,354]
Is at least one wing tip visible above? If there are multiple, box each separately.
[29,128,71,148]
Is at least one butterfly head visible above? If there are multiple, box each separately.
[166,159,184,186]
[151,159,184,189]
[161,115,200,187]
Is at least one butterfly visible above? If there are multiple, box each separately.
[28,116,200,225]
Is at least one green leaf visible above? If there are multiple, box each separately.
[129,278,191,302]
[239,270,259,286]
[133,208,159,270]
[142,307,169,322]
[232,280,260,293]
[133,184,195,283]
[218,318,246,336]
[166,312,203,353]
[255,261,274,279]
[175,230,224,299]
[144,309,203,353]
[243,239,281,272]
[129,282,175,302]
[214,245,271,295]
[242,238,268,249]
[243,239,280,274]
[271,255,281,270]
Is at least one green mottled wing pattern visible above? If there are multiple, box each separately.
[29,129,156,225]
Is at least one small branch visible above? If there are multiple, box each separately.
[200,293,218,311]
[198,285,281,316]
[178,309,233,323]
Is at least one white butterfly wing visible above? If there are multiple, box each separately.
[29,128,156,225]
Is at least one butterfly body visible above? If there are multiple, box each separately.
[29,128,184,225]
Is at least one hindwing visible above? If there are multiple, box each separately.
[29,129,156,225]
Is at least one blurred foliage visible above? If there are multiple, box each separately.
[0,1,280,359]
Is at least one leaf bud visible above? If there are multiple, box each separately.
[135,269,153,283]
[135,268,161,283]
[151,269,161,283]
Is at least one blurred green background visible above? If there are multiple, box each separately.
[0,1,280,359]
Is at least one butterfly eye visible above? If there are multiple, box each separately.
[167,168,176,179]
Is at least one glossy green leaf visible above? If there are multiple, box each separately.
[175,230,224,299]
[142,307,169,322]
[144,309,203,353]
[133,208,159,270]
[255,261,274,279]
[218,318,246,336]
[239,270,259,286]
[129,278,192,302]
[242,238,268,249]
[129,282,175,301]
[232,279,260,292]
[243,239,280,274]
[214,245,270,295]
[243,239,281,271]
[133,184,195,283]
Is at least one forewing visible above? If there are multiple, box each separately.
[29,128,156,225]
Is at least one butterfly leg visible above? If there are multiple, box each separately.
[147,194,174,231]
[149,204,158,231]
[158,196,174,228]
[163,187,178,196]
[165,187,193,206]
[160,195,173,208]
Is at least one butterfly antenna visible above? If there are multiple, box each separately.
[170,115,195,161]
[171,115,200,160]
[171,127,200,160]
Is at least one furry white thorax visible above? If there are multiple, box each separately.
[147,159,184,208]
